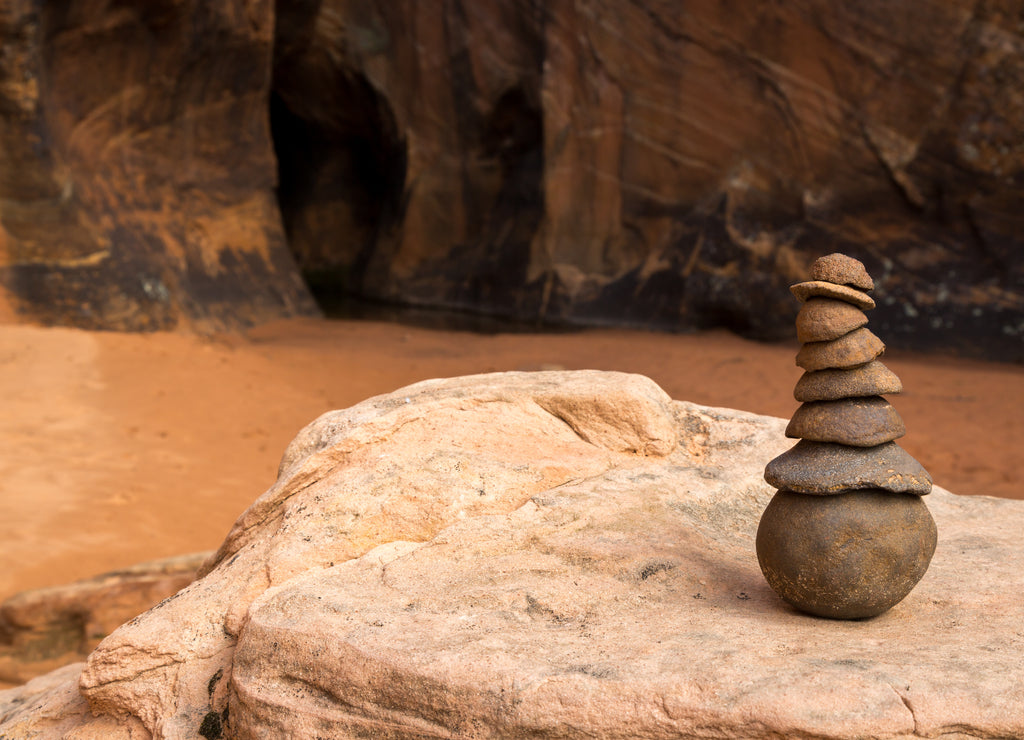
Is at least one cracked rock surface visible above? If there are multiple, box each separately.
[1,371,1022,738]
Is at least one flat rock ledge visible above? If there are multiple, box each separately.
[1,371,1022,739]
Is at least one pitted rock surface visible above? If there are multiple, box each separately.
[794,361,903,402]
[790,281,876,310]
[795,327,885,371]
[765,440,932,495]
[786,397,905,447]
[809,253,875,291]
[795,298,869,343]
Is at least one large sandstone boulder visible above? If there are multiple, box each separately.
[1,371,1021,738]
[2,2,1022,358]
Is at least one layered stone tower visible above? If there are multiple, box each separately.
[756,254,937,619]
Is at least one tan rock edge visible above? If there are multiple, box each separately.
[0,553,210,687]
[1,371,1022,738]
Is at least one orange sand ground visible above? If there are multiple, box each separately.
[1,317,1021,602]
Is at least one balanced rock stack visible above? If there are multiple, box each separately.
[756,253,937,620]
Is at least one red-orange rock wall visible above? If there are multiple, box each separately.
[0,0,316,330]
[275,0,1024,358]
[1,1,1021,358]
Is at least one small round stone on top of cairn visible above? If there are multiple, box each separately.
[756,253,937,620]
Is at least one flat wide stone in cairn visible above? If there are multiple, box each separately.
[764,439,932,495]
[810,253,874,291]
[795,327,884,371]
[786,396,905,447]
[790,281,876,310]
[796,297,869,343]
[794,361,903,402]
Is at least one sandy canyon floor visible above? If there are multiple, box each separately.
[1,317,1020,603]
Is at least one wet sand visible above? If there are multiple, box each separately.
[1,317,1021,602]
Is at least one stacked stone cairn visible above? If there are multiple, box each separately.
[756,253,937,620]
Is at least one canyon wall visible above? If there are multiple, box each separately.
[0,0,315,330]
[2,1,1021,357]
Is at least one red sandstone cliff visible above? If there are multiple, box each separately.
[1,1,1021,358]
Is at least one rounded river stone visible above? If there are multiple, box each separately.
[796,298,869,343]
[795,328,884,371]
[786,396,905,446]
[810,253,874,291]
[790,281,875,310]
[794,361,903,402]
[764,439,932,495]
[756,489,937,619]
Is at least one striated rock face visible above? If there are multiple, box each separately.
[2,2,1022,357]
[274,0,1024,359]
[0,0,317,331]
[1,371,1022,738]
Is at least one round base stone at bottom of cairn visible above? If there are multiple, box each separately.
[756,489,937,620]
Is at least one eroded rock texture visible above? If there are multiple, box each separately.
[273,0,1024,359]
[2,1,1023,356]
[0,0,316,330]
[0,371,1021,738]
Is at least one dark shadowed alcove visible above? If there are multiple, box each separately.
[269,0,406,313]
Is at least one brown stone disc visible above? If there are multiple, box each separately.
[790,281,875,310]
[756,489,936,619]
[795,328,884,371]
[764,440,932,495]
[810,253,874,291]
[794,361,903,402]
[796,298,869,343]
[786,397,905,447]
